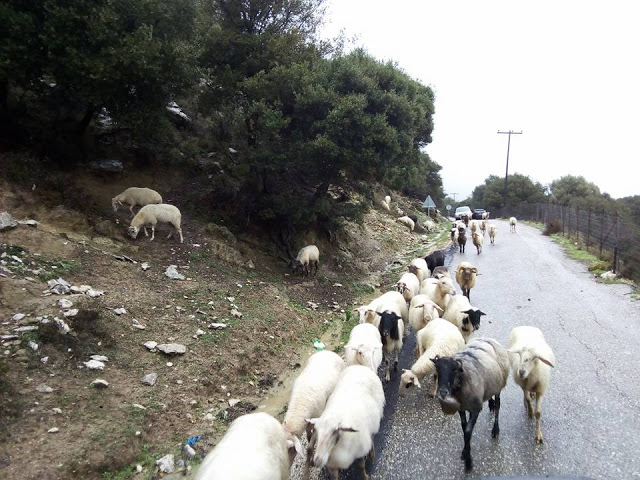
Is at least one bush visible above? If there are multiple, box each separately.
[543,220,563,236]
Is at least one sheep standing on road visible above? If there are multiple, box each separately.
[344,323,383,372]
[196,412,302,480]
[432,338,510,471]
[420,275,456,313]
[480,220,487,236]
[488,224,497,245]
[377,310,404,382]
[458,226,467,254]
[397,272,421,303]
[399,318,464,396]
[443,295,485,343]
[128,204,183,243]
[292,245,320,277]
[408,258,429,282]
[307,365,385,480]
[283,350,345,479]
[354,291,408,326]
[408,294,443,332]
[508,326,556,444]
[455,262,478,300]
[472,231,483,255]
[510,217,518,233]
[424,250,445,275]
[450,227,459,247]
[112,187,162,218]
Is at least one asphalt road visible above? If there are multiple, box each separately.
[345,220,640,480]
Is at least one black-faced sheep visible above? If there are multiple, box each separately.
[377,310,404,382]
[291,245,320,277]
[431,338,510,471]
[508,326,555,444]
[128,204,183,243]
[443,294,485,343]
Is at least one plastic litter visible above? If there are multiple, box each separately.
[312,339,326,350]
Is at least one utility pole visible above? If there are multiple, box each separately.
[497,130,523,211]
[449,193,458,203]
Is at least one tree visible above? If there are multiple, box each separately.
[471,173,547,211]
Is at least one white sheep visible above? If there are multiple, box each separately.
[196,412,302,480]
[407,258,429,282]
[423,219,436,232]
[480,220,487,236]
[508,326,555,444]
[397,272,420,303]
[380,200,390,212]
[384,195,391,205]
[292,245,320,277]
[420,275,456,313]
[307,365,384,480]
[354,291,408,326]
[482,212,489,220]
[442,294,485,343]
[470,220,478,234]
[344,323,383,372]
[472,230,483,254]
[112,187,162,218]
[455,261,478,300]
[128,204,183,243]
[408,294,443,332]
[450,227,459,247]
[283,350,345,479]
[396,215,415,232]
[488,224,497,245]
[431,266,451,279]
[399,318,465,395]
[510,216,518,233]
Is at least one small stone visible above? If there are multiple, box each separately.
[91,379,109,388]
[203,413,215,422]
[143,341,158,351]
[208,323,228,330]
[195,329,205,336]
[113,307,126,315]
[28,341,39,351]
[52,408,62,414]
[141,373,158,386]
[228,398,240,407]
[41,357,49,364]
[156,454,175,474]
[165,265,185,280]
[166,362,173,367]
[182,444,196,460]
[85,289,104,298]
[83,360,105,370]
[132,404,147,410]
[14,326,38,333]
[12,313,26,322]
[141,262,150,271]
[48,427,59,434]
[136,465,143,473]
[54,317,71,335]
[58,299,73,309]
[156,343,187,355]
[37,384,54,393]
[90,355,108,362]
[231,309,243,318]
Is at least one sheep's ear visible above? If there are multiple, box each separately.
[478,310,486,316]
[507,348,522,355]
[337,426,358,433]
[305,418,318,425]
[434,304,444,312]
[471,268,478,274]
[402,368,410,373]
[429,355,439,364]
[537,356,555,368]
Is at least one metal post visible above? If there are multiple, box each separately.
[600,209,605,256]
[587,208,591,251]
[576,206,579,243]
[613,213,619,273]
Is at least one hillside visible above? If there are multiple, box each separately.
[0,173,448,480]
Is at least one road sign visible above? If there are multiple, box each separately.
[422,195,436,209]
[446,204,451,211]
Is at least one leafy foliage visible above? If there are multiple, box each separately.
[470,173,547,211]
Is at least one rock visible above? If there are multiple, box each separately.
[143,341,158,351]
[54,317,71,335]
[48,278,71,295]
[0,212,18,231]
[204,224,237,246]
[86,289,104,298]
[208,323,228,330]
[90,355,109,362]
[165,265,185,280]
[195,329,205,337]
[156,343,187,355]
[71,285,91,294]
[156,454,175,474]
[83,360,105,370]
[141,262,150,271]
[48,427,59,434]
[13,326,38,333]
[91,379,109,388]
[113,307,127,315]
[28,341,39,351]
[52,408,62,414]
[228,398,240,407]
[136,465,143,473]
[41,356,49,364]
[12,313,26,322]
[36,384,54,393]
[245,260,255,269]
[18,219,38,227]
[601,271,617,280]
[132,404,146,410]
[182,444,196,460]
[58,299,73,309]
[141,373,158,386]
[63,309,79,318]
[89,159,123,173]
[230,309,243,318]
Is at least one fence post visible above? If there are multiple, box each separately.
[576,206,579,243]
[586,208,591,251]
[599,209,605,256]
[613,213,619,273]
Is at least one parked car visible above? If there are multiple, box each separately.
[455,206,472,220]
[472,208,487,220]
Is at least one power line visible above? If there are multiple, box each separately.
[497,130,523,210]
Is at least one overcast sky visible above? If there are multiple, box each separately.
[319,0,640,201]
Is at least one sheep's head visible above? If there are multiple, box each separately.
[431,356,463,414]
[396,282,407,294]
[462,308,485,331]
[508,348,554,380]
[307,418,357,468]
[111,198,120,212]
[128,226,140,239]
[439,277,456,296]
[399,369,421,395]
[377,311,401,344]
[460,266,478,282]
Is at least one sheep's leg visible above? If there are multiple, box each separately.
[384,352,390,382]
[534,392,545,444]
[460,410,479,471]
[143,227,149,237]
[330,468,340,480]
[491,394,501,438]
[303,428,316,480]
[393,348,399,372]
[129,204,135,219]
[429,373,438,398]
[357,457,370,480]
[178,227,183,244]
[368,441,375,461]
[150,225,155,241]
[523,389,533,417]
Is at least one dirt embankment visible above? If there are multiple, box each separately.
[0,176,447,480]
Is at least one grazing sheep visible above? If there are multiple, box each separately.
[384,195,391,205]
[396,216,415,232]
[424,250,445,275]
[488,224,497,245]
[354,291,408,326]
[381,200,390,211]
[480,220,487,236]
[455,262,478,300]
[423,219,436,232]
[508,326,556,444]
[344,323,383,372]
[307,365,384,480]
[128,204,183,243]
[399,318,465,396]
[443,294,485,343]
[112,187,162,218]
[196,412,303,480]
[291,245,320,277]
[472,231,483,254]
[396,272,421,303]
[450,227,459,247]
[420,275,456,313]
[408,258,429,282]
[432,338,510,471]
[458,226,467,254]
[283,350,345,479]
[510,217,517,233]
[408,294,443,332]
[377,310,404,382]
[432,266,451,279]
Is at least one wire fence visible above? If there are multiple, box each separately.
[492,203,640,284]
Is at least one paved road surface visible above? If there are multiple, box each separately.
[345,220,640,479]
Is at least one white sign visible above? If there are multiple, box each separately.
[446,204,452,211]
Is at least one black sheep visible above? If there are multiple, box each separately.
[424,250,445,274]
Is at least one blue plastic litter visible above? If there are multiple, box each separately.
[186,435,203,446]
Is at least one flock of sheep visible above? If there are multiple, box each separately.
[191,211,556,479]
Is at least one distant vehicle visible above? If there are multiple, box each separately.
[472,208,487,220]
[454,206,472,220]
